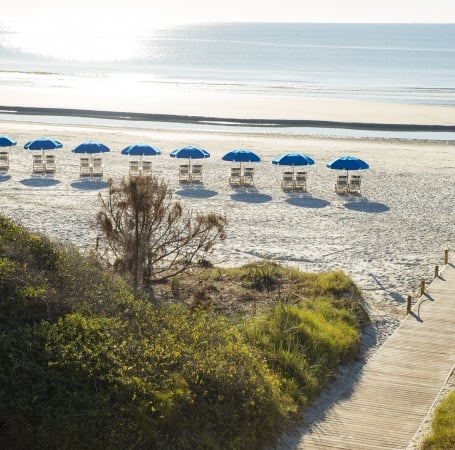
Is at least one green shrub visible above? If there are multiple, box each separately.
[0,216,59,271]
[0,215,365,449]
[0,306,288,450]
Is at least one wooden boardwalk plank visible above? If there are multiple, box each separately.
[288,261,455,450]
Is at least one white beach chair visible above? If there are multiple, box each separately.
[0,151,9,173]
[294,171,307,191]
[32,154,45,176]
[349,175,362,194]
[44,154,57,175]
[129,160,140,177]
[281,171,294,191]
[334,175,348,194]
[92,156,103,179]
[141,160,152,178]
[79,157,91,178]
[229,167,242,186]
[191,164,203,182]
[179,164,190,182]
[243,167,255,186]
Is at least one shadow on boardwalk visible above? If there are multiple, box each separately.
[275,324,379,449]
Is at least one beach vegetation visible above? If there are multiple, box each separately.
[421,388,455,449]
[96,176,227,292]
[0,215,367,449]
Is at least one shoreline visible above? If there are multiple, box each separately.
[2,105,455,133]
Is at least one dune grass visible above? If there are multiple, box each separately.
[421,388,455,449]
[241,299,360,409]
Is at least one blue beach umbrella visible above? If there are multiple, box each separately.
[272,153,315,174]
[0,135,17,147]
[170,145,210,160]
[72,141,110,154]
[222,149,261,171]
[72,142,110,171]
[24,137,63,151]
[121,143,161,157]
[272,153,314,167]
[170,145,210,169]
[121,143,161,164]
[24,137,63,161]
[326,155,369,175]
[222,149,261,163]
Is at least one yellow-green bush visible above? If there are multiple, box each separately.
[242,301,360,407]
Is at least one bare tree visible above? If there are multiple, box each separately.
[96,176,227,291]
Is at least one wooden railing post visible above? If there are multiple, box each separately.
[435,265,439,279]
[444,250,449,265]
[407,295,412,314]
[420,280,426,296]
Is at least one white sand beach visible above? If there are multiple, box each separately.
[1,113,454,325]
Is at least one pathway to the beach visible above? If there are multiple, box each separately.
[290,259,455,449]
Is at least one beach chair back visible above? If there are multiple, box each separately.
[44,154,56,175]
[92,156,103,178]
[281,171,294,190]
[229,167,242,186]
[243,167,255,186]
[32,154,44,175]
[192,164,203,182]
[0,151,9,172]
[349,175,362,193]
[129,160,140,177]
[141,160,152,177]
[295,171,307,190]
[79,157,91,178]
[179,164,190,182]
[334,175,348,194]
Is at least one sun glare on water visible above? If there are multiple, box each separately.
[4,15,154,62]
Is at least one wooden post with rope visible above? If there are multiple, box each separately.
[420,280,425,296]
[444,250,449,265]
[407,295,412,314]
[435,265,439,279]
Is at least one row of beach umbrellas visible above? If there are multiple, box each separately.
[0,135,369,175]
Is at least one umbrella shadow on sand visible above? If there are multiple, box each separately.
[344,198,389,213]
[231,188,272,204]
[286,193,330,209]
[176,186,218,199]
[20,178,60,187]
[71,180,109,191]
[0,174,12,183]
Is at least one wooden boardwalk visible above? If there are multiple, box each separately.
[292,261,455,449]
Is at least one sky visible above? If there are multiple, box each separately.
[2,0,455,31]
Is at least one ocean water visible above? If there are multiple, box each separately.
[1,22,455,105]
[0,22,455,139]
